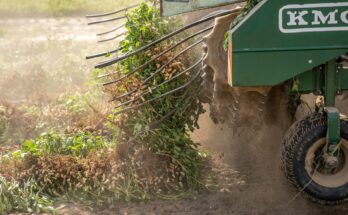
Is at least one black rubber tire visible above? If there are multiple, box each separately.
[282,112,348,204]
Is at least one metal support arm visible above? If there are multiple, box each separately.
[324,60,341,156]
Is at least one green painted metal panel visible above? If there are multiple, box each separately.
[338,68,348,90]
[325,60,337,106]
[160,0,240,16]
[296,70,319,93]
[229,0,348,87]
[295,67,348,93]
[326,107,341,147]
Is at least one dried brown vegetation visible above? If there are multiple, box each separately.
[0,142,184,204]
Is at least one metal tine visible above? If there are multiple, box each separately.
[97,21,145,37]
[97,23,126,36]
[148,74,203,130]
[98,32,126,43]
[111,88,137,102]
[113,58,203,109]
[95,8,240,69]
[113,67,203,115]
[130,74,203,131]
[106,39,203,101]
[143,40,203,84]
[98,25,213,79]
[86,4,139,18]
[86,46,124,60]
[86,45,125,60]
[124,76,203,140]
[88,16,126,25]
[148,108,177,129]
[87,24,143,60]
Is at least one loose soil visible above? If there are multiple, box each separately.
[2,17,348,215]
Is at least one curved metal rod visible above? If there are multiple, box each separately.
[132,75,203,132]
[98,25,213,79]
[143,40,203,84]
[111,88,137,101]
[97,23,126,36]
[124,77,203,141]
[97,26,214,79]
[105,39,203,101]
[113,58,203,109]
[88,16,126,25]
[86,46,124,60]
[86,4,139,18]
[98,32,126,43]
[148,108,177,129]
[87,21,157,61]
[95,8,240,68]
[103,39,203,88]
[113,67,203,115]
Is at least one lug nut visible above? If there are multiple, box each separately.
[325,156,339,169]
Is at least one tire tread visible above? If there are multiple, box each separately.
[281,112,348,204]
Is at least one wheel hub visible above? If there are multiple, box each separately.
[305,138,348,188]
[325,155,339,169]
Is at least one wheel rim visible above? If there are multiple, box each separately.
[305,138,348,188]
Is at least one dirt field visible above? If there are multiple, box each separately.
[2,17,348,215]
[61,101,348,215]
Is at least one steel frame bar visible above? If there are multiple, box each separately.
[325,60,337,107]
[324,60,341,152]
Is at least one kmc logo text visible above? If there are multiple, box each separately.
[279,2,348,33]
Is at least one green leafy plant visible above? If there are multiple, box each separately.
[58,91,102,115]
[104,2,205,194]
[0,176,55,214]
[8,131,110,159]
[0,3,208,213]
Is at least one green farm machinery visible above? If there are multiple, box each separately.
[87,0,348,204]
[225,0,348,204]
